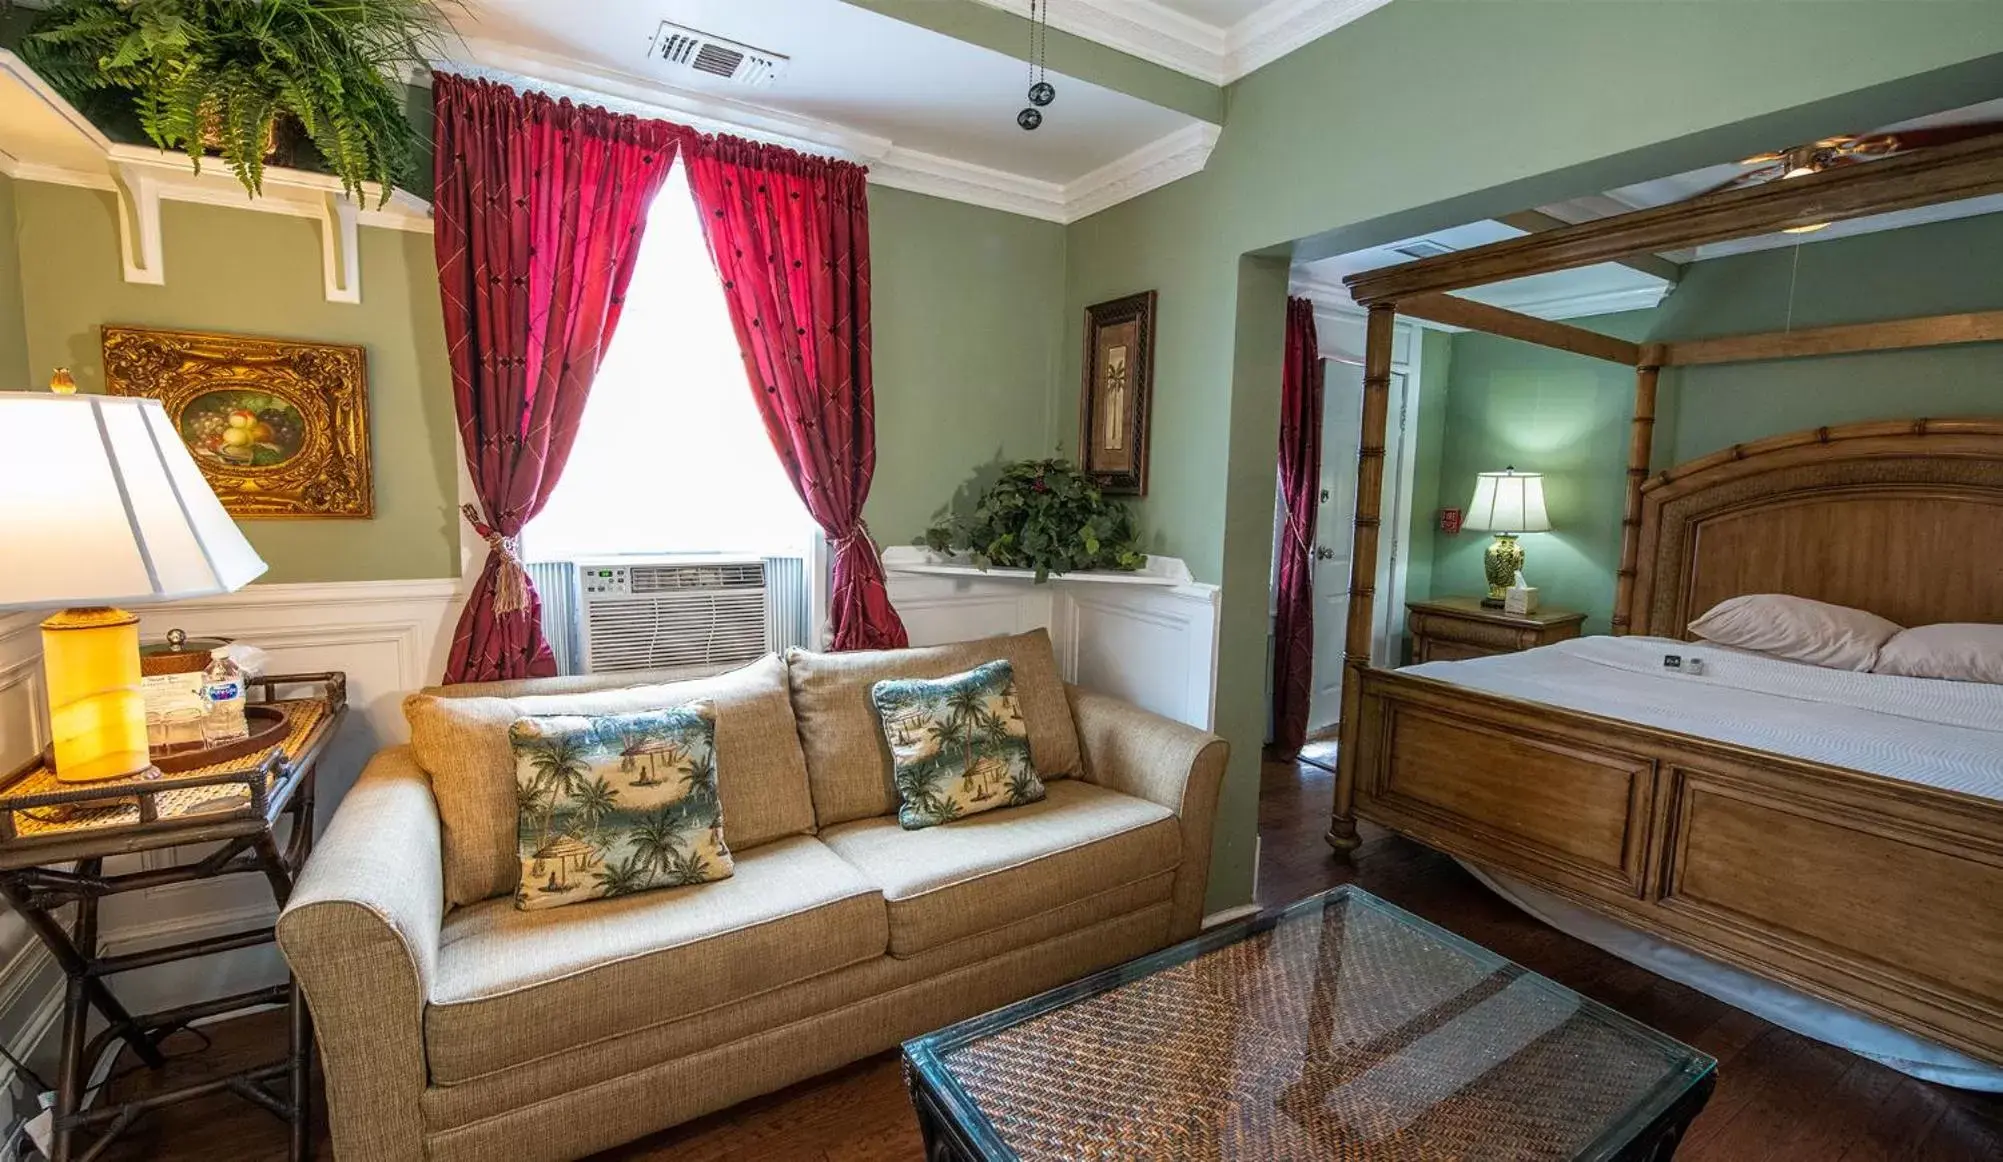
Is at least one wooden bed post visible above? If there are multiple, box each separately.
[1327,301,1397,856]
[1612,345,1664,636]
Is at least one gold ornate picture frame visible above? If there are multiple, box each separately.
[103,325,373,519]
[1079,291,1156,496]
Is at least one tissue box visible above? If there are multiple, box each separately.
[1504,585,1541,616]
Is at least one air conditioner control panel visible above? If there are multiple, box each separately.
[579,567,633,597]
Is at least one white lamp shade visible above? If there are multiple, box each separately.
[0,392,267,611]
[1463,469,1551,534]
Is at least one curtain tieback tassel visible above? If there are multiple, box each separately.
[829,519,884,562]
[462,503,534,615]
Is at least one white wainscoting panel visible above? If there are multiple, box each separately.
[1062,585,1222,730]
[884,553,1221,731]
[0,579,463,1091]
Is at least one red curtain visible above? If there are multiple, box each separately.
[432,74,681,683]
[684,135,908,651]
[1271,297,1324,757]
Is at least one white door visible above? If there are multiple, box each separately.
[1306,361,1363,732]
[1307,363,1411,733]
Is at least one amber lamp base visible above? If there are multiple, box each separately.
[41,606,152,783]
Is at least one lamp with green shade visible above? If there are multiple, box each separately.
[1463,468,1550,608]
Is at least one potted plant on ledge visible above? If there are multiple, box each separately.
[20,0,450,205]
[922,458,1148,583]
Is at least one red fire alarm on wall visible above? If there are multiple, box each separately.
[1440,507,1463,534]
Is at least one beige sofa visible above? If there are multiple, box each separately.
[277,631,1227,1162]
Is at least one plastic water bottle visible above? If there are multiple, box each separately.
[201,649,250,744]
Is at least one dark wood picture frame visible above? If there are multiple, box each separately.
[1078,291,1157,496]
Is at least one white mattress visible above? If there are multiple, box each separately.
[1402,635,2003,802]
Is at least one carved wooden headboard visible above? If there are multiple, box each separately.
[1622,419,2003,637]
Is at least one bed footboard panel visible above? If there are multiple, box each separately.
[1349,667,2003,1066]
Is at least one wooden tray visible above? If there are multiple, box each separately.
[151,705,291,773]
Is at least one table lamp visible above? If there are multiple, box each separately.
[0,386,267,782]
[1463,467,1550,608]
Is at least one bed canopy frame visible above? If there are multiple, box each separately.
[1319,133,2003,1065]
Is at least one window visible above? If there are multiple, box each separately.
[523,163,810,562]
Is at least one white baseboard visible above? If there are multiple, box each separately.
[1201,903,1262,929]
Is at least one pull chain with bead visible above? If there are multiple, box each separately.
[1018,0,1055,130]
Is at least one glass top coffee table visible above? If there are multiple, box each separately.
[903,886,1715,1161]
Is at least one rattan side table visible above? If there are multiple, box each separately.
[0,672,346,1162]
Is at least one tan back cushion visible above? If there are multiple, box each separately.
[407,655,814,907]
[787,629,1081,828]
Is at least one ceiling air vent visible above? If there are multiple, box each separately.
[649,22,788,87]
[1391,239,1455,260]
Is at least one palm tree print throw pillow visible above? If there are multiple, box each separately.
[871,660,1046,830]
[509,701,733,911]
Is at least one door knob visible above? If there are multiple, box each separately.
[1312,545,1335,561]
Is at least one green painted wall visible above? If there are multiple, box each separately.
[1399,328,1453,650]
[12,181,461,584]
[1060,1,2003,912]
[1427,312,1654,634]
[1426,211,2003,635]
[865,185,1068,544]
[1654,214,2003,462]
[0,175,26,388]
[5,178,1066,583]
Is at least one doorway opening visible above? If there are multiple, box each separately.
[1268,306,1428,771]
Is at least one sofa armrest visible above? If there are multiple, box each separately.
[277,745,444,1162]
[1064,685,1228,941]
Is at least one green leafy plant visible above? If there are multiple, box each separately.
[21,0,449,205]
[922,458,1147,582]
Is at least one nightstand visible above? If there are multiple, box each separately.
[1406,597,1586,663]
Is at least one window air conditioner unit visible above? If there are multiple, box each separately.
[574,556,771,677]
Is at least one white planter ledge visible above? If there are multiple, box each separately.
[0,49,430,304]
[881,546,1196,588]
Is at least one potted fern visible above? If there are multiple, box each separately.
[922,458,1148,582]
[21,0,449,206]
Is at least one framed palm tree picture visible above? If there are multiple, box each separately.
[1078,290,1157,496]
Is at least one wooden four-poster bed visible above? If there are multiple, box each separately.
[1323,132,2003,1067]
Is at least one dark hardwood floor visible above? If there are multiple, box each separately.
[85,758,2003,1161]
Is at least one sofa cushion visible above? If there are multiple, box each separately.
[874,660,1046,829]
[407,655,815,907]
[424,836,885,1085]
[788,630,1082,828]
[510,704,733,912]
[818,778,1179,957]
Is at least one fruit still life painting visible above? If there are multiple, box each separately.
[103,325,374,519]
[180,391,308,468]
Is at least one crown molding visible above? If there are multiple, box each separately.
[968,0,1392,84]
[874,121,1218,223]
[1228,0,1396,79]
[985,0,1230,85]
[870,147,1069,221]
[1065,121,1220,221]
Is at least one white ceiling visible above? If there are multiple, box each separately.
[446,0,1215,222]
[1293,221,1673,322]
[455,0,1192,180]
[1296,97,2003,321]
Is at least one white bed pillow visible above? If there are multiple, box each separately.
[1872,624,2003,685]
[1687,594,1901,672]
